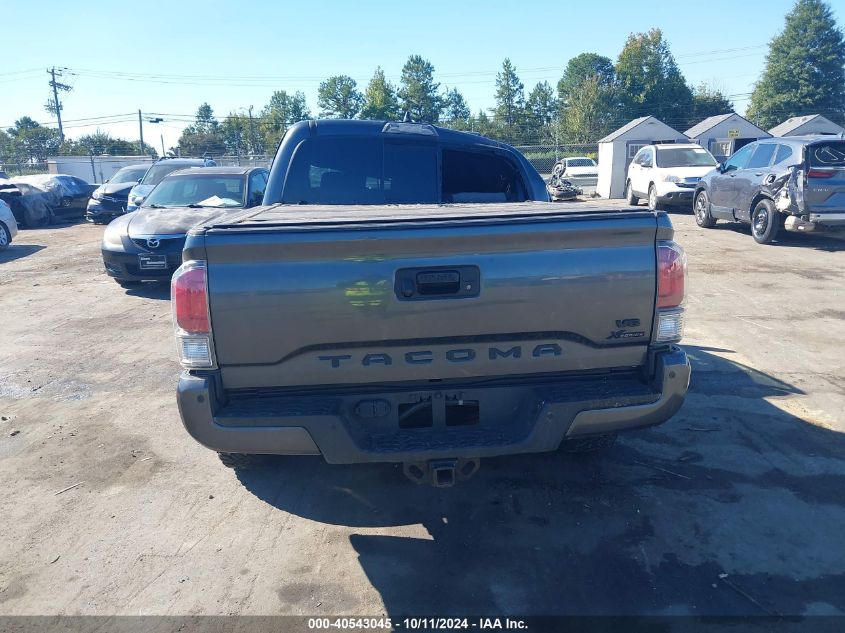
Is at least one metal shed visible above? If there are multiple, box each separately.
[596,116,687,199]
[769,114,845,137]
[685,112,770,163]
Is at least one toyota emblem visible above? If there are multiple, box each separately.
[146,238,160,249]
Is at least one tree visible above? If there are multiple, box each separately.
[525,81,557,142]
[178,103,226,157]
[557,53,615,107]
[58,130,157,157]
[259,90,311,150]
[318,75,364,119]
[493,58,525,139]
[398,55,442,123]
[220,113,255,157]
[691,83,735,121]
[6,117,62,162]
[615,29,694,129]
[360,67,401,120]
[441,87,471,129]
[559,75,617,143]
[747,0,845,128]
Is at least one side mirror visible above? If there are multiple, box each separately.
[137,178,143,183]
[104,179,110,183]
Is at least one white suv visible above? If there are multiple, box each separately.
[626,144,718,210]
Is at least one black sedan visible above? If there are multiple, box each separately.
[101,166,268,286]
[86,164,150,224]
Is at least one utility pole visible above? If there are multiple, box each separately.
[161,135,166,157]
[138,110,145,156]
[46,67,72,142]
[247,105,256,156]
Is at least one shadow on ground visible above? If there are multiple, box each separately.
[236,346,845,616]
[712,222,845,252]
[0,244,45,263]
[122,280,170,300]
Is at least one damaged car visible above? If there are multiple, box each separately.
[9,174,97,224]
[694,136,845,244]
[549,156,598,192]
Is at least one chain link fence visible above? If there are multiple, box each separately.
[2,142,599,181]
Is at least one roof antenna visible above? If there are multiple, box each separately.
[402,111,413,123]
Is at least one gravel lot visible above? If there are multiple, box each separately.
[1,205,844,617]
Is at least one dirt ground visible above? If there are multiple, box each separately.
[1,205,844,618]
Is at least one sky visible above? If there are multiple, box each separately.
[2,0,841,152]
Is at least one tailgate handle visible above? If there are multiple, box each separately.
[395,266,480,301]
[416,270,460,295]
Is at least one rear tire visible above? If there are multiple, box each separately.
[217,452,264,470]
[625,180,639,206]
[694,191,716,228]
[561,433,618,454]
[751,199,779,244]
[0,222,11,250]
[647,184,662,211]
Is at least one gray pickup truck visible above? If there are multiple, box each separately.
[172,119,690,486]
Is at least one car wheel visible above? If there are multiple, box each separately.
[694,191,716,228]
[217,452,266,470]
[115,279,141,288]
[0,222,10,250]
[625,180,639,206]
[561,433,618,454]
[648,184,662,211]
[751,199,779,244]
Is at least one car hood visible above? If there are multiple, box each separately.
[98,182,136,197]
[126,206,235,237]
[564,166,598,176]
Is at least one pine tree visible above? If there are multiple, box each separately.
[398,55,442,123]
[442,87,471,128]
[494,58,525,137]
[317,75,364,119]
[747,0,845,128]
[360,67,401,120]
[615,29,693,129]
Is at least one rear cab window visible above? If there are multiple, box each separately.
[282,135,526,205]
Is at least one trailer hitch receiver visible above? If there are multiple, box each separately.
[403,458,480,487]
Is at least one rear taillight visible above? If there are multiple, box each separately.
[807,169,835,178]
[656,241,686,343]
[657,241,686,309]
[171,260,215,368]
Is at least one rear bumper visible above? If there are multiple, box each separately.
[177,347,690,463]
[808,212,845,227]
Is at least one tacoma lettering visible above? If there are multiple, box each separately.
[317,344,563,368]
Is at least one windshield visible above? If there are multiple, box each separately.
[110,167,148,184]
[142,175,245,208]
[142,163,198,186]
[566,158,596,167]
[655,147,717,168]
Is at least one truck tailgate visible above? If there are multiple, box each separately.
[199,206,659,390]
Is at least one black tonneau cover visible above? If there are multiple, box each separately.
[197,202,657,233]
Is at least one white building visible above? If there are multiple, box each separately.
[596,116,687,199]
[769,114,845,137]
[685,113,770,162]
[47,155,154,184]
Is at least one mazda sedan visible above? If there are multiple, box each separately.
[101,166,268,286]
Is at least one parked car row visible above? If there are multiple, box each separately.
[625,135,845,244]
[101,166,267,286]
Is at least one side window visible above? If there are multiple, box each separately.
[773,144,795,165]
[628,144,646,160]
[747,144,777,169]
[641,148,654,168]
[248,171,267,206]
[441,148,526,203]
[383,143,438,204]
[282,137,383,204]
[724,143,755,171]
